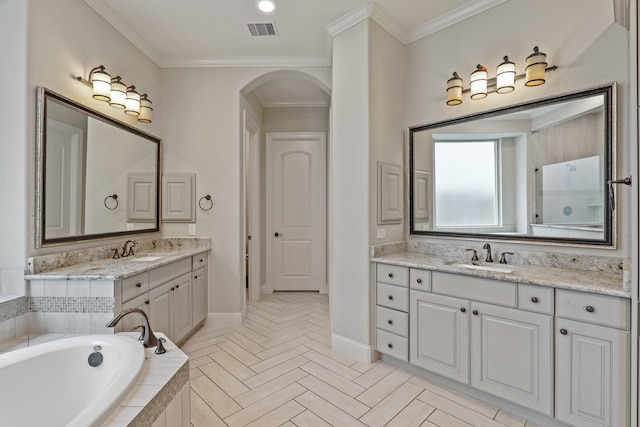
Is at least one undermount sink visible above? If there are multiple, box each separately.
[129,255,165,262]
[458,264,514,274]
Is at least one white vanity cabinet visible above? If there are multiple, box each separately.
[555,290,630,427]
[375,264,409,361]
[191,253,208,327]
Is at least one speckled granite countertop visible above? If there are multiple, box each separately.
[24,247,209,281]
[371,252,628,298]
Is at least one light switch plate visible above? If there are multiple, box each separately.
[377,229,386,239]
[188,224,196,235]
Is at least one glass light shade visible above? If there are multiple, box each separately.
[90,66,111,101]
[446,72,463,106]
[257,0,275,12]
[125,86,140,116]
[525,46,547,87]
[496,56,516,94]
[109,77,127,109]
[470,64,488,100]
[138,94,153,123]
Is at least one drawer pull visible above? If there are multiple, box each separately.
[171,287,175,291]
[416,278,422,284]
[176,284,180,289]
[531,297,539,303]
[388,273,394,278]
[144,300,150,305]
[387,319,393,325]
[586,306,595,313]
[387,295,394,301]
[472,309,478,315]
[200,259,203,263]
[194,275,199,279]
[460,307,466,313]
[387,343,393,349]
[560,328,568,335]
[135,282,142,288]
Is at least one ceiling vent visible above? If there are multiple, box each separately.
[247,22,278,37]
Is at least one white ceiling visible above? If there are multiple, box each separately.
[83,0,510,108]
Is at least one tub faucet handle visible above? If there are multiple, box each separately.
[155,337,167,355]
[499,252,514,264]
[133,325,146,341]
[465,248,479,261]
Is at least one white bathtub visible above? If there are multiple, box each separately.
[0,334,145,427]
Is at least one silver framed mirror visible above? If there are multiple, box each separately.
[35,87,161,247]
[409,83,615,247]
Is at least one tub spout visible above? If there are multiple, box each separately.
[106,308,158,348]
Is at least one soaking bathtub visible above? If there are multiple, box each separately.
[0,334,145,427]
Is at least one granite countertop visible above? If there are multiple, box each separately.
[371,252,628,298]
[24,247,210,281]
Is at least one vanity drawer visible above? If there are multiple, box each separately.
[518,284,554,315]
[376,328,408,361]
[122,272,149,302]
[376,306,408,337]
[410,268,431,292]
[192,253,208,269]
[556,289,629,330]
[432,272,516,307]
[149,258,192,289]
[376,264,409,287]
[377,283,409,312]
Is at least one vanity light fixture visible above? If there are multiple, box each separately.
[446,72,463,106]
[470,64,488,100]
[445,46,557,105]
[88,65,111,101]
[76,66,153,123]
[496,56,516,93]
[125,86,141,116]
[256,0,276,13]
[138,94,153,123]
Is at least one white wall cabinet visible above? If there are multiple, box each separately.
[162,173,195,222]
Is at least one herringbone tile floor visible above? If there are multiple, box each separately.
[181,292,542,427]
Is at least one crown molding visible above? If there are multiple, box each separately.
[83,0,161,65]
[408,0,510,44]
[326,3,372,38]
[368,4,409,44]
[159,56,331,69]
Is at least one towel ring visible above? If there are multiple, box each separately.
[104,194,118,210]
[199,194,213,211]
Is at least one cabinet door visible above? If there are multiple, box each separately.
[410,290,469,383]
[149,281,173,339]
[556,318,629,427]
[470,302,553,415]
[121,293,151,334]
[173,273,192,343]
[192,267,207,326]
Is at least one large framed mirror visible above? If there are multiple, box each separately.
[410,84,615,247]
[36,87,160,247]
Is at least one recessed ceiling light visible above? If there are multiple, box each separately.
[256,0,276,13]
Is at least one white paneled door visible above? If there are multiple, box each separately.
[267,133,326,292]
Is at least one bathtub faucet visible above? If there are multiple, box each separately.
[106,308,166,354]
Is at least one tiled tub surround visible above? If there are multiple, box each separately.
[0,332,190,427]
[5,237,211,343]
[371,251,627,297]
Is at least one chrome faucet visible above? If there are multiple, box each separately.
[106,308,166,354]
[120,240,137,257]
[482,243,493,263]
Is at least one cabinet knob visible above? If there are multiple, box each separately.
[460,307,466,313]
[560,328,568,335]
[199,259,203,263]
[387,295,394,300]
[387,319,393,325]
[586,306,595,313]
[194,275,198,279]
[171,287,175,291]
[176,284,180,289]
[472,310,478,315]
[531,297,539,303]
[388,273,394,278]
[135,282,142,288]
[416,278,422,284]
[144,300,150,305]
[387,343,393,349]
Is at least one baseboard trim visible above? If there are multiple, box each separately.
[207,312,242,327]
[331,333,376,363]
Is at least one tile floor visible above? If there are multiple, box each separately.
[181,292,543,427]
